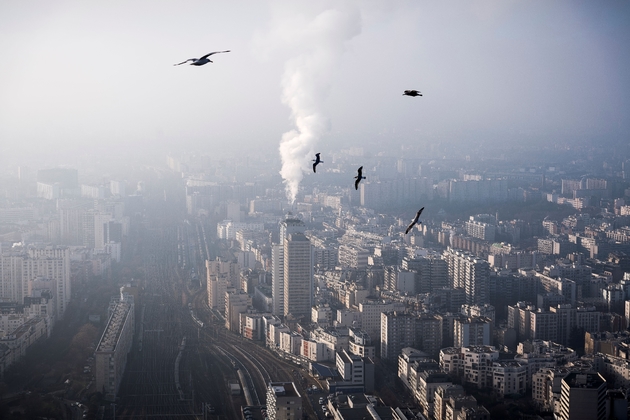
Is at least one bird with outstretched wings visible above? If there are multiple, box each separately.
[174,50,231,66]
[354,166,366,190]
[405,207,425,234]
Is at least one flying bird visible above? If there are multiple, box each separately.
[312,153,324,173]
[174,50,231,66]
[354,166,366,190]
[403,90,422,97]
[405,207,425,234]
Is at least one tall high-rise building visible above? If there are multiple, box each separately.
[381,311,416,361]
[358,300,407,338]
[402,253,448,293]
[272,244,284,316]
[93,212,113,251]
[453,316,491,347]
[416,313,443,357]
[279,217,305,244]
[443,248,489,305]
[58,200,91,246]
[22,246,71,319]
[206,274,228,310]
[1,245,71,320]
[283,232,312,320]
[272,217,305,318]
[0,252,26,303]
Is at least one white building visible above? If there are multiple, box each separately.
[268,323,290,349]
[310,327,350,361]
[416,370,452,418]
[266,382,302,420]
[462,346,499,389]
[272,244,284,316]
[301,339,327,362]
[225,289,251,332]
[207,274,228,310]
[312,304,333,326]
[398,347,430,388]
[443,248,489,305]
[338,245,370,270]
[440,346,499,389]
[283,233,313,319]
[492,361,527,397]
[532,368,571,411]
[25,246,71,319]
[434,384,465,420]
[348,328,375,359]
[358,300,406,338]
[336,349,365,385]
[279,331,303,355]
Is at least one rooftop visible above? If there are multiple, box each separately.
[95,300,132,353]
[563,372,606,389]
[269,382,300,398]
[463,345,498,354]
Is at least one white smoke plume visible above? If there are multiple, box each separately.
[277,6,361,203]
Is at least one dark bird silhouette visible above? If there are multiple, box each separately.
[405,207,425,234]
[403,90,422,97]
[354,166,366,190]
[174,50,231,66]
[312,153,324,173]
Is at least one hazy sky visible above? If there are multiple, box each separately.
[1,1,629,166]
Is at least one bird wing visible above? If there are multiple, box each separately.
[355,178,360,190]
[405,223,415,235]
[357,166,363,176]
[313,162,317,173]
[200,50,231,60]
[174,58,196,66]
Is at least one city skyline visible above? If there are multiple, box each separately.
[1,2,630,418]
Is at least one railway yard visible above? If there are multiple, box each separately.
[110,219,320,419]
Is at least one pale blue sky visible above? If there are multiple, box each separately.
[0,1,628,166]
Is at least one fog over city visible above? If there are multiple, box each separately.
[2,2,630,419]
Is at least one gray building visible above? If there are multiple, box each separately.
[558,372,607,420]
[95,296,134,399]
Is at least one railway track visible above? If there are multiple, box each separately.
[114,226,196,419]
[113,219,319,419]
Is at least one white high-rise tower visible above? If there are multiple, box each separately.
[283,232,312,320]
[272,216,305,317]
